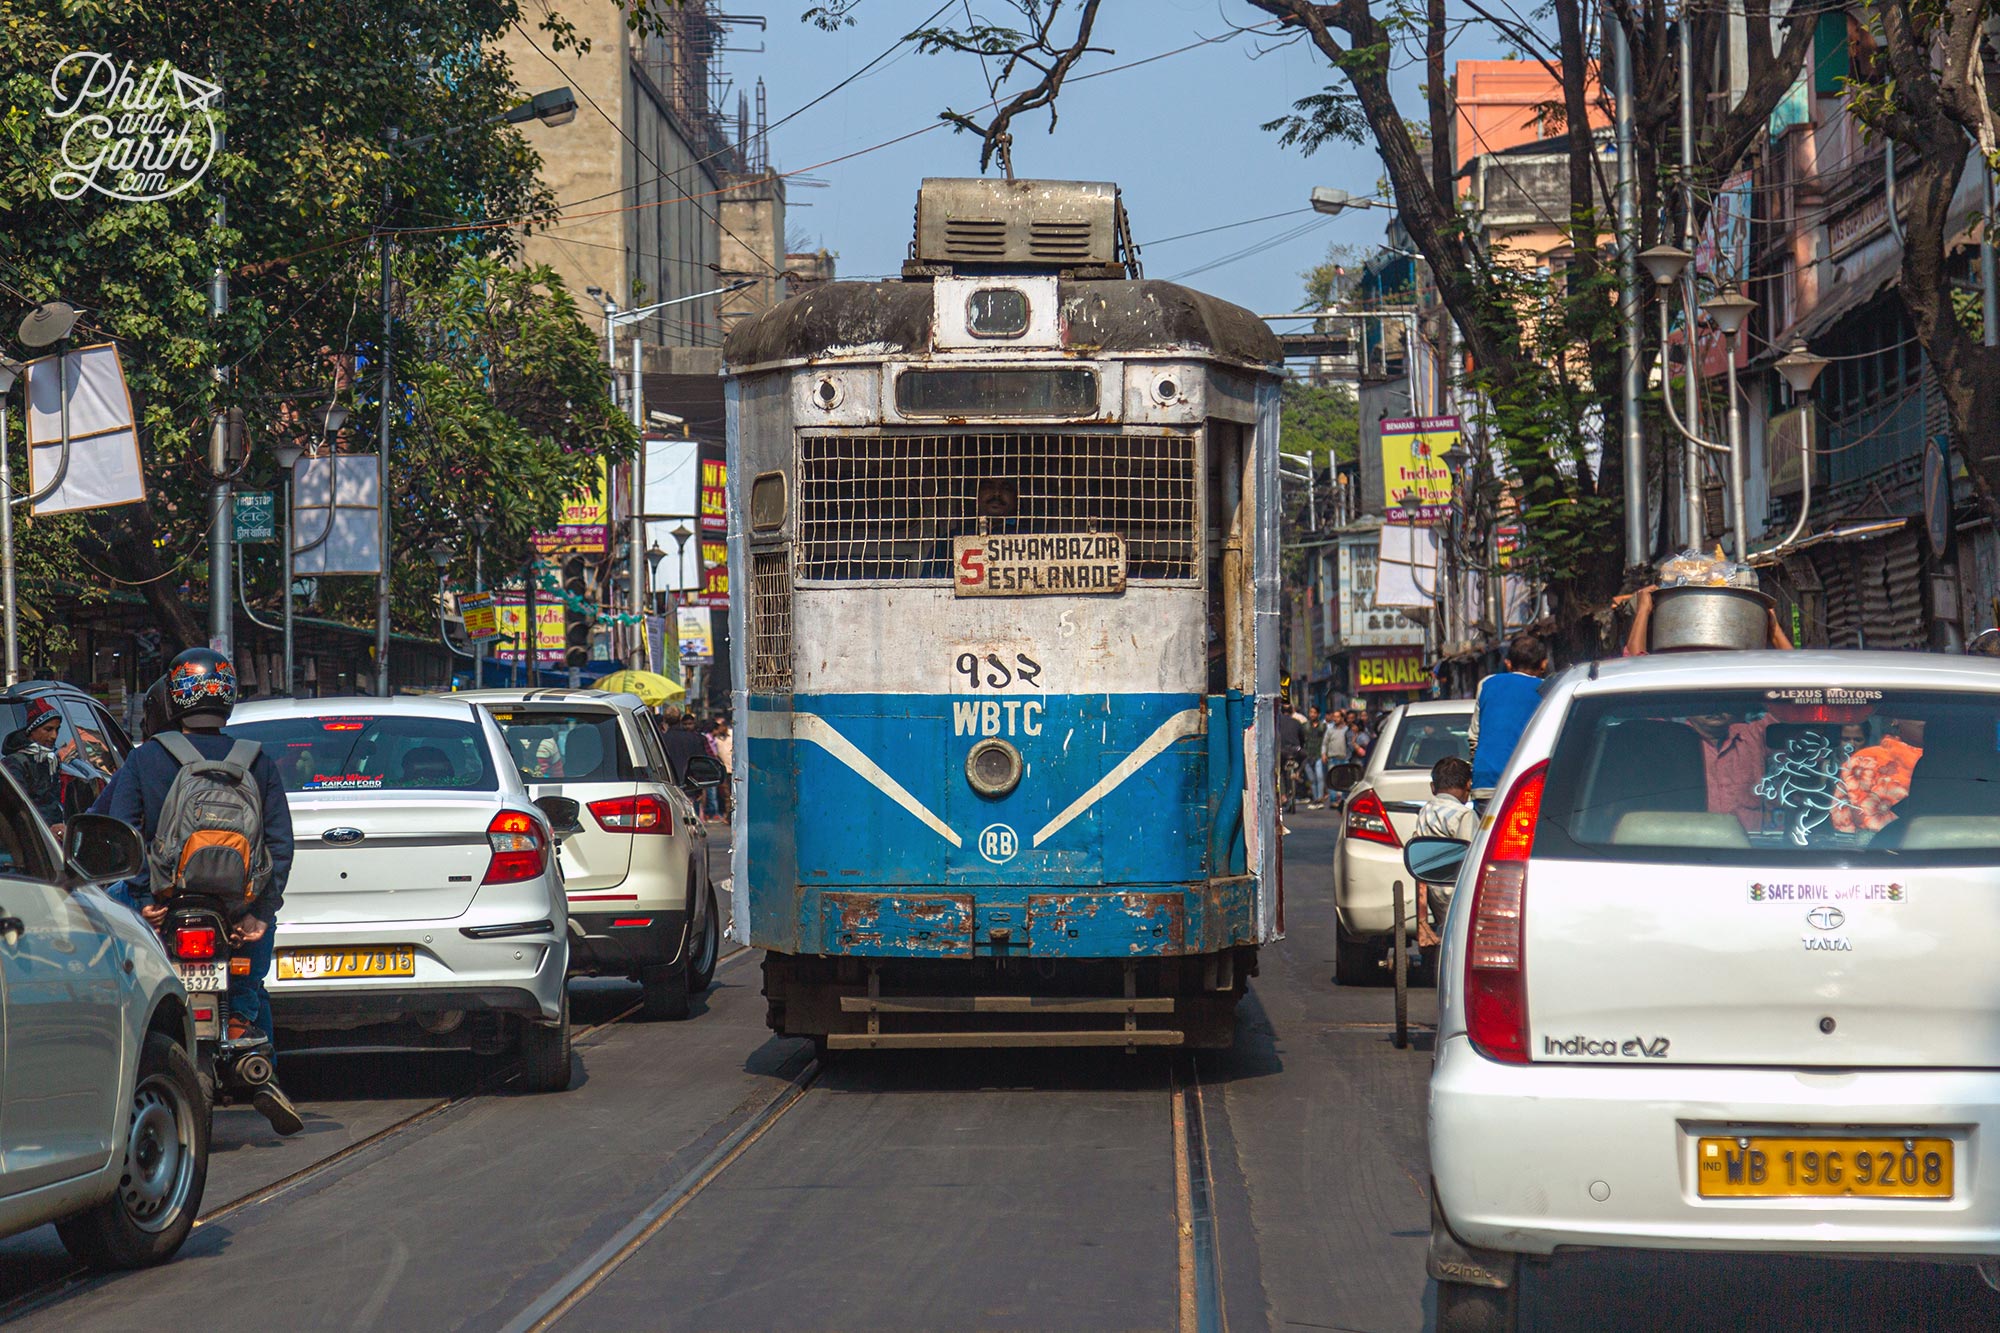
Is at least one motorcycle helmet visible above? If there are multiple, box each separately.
[163,648,238,727]
[140,673,173,739]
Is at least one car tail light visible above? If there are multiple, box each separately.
[1465,760,1545,1064]
[173,925,219,960]
[1343,788,1400,847]
[588,793,674,835]
[484,810,549,885]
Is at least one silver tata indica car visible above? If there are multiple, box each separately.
[0,769,208,1270]
[1406,651,2000,1330]
[229,696,575,1092]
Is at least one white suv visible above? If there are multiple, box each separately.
[1410,651,2000,1329]
[463,690,721,1020]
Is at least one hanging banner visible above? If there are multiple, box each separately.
[1379,415,1458,524]
[489,594,565,666]
[533,457,610,556]
[24,344,146,516]
[699,455,727,534]
[677,606,714,663]
[291,454,381,575]
[458,591,499,641]
[1495,523,1524,570]
[698,537,728,608]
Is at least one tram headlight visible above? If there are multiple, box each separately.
[966,738,1024,798]
[966,287,1030,338]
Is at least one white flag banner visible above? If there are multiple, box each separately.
[1374,522,1441,609]
[292,454,382,575]
[24,344,146,516]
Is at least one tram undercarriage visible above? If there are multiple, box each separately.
[762,946,1257,1052]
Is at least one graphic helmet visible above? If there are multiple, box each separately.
[164,648,238,726]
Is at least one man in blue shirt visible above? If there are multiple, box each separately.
[1469,635,1549,792]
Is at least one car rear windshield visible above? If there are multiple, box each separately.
[227,714,498,792]
[1536,687,2000,865]
[482,709,634,783]
[1385,714,1471,770]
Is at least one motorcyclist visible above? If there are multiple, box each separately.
[2,698,68,837]
[92,648,302,1136]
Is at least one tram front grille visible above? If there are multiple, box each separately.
[748,549,793,693]
[795,431,1198,582]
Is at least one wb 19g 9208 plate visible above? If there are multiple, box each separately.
[1697,1136,1953,1199]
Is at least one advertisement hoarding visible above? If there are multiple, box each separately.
[1379,415,1458,524]
[533,457,610,556]
[677,606,714,663]
[488,595,565,665]
[1352,645,1428,694]
[1337,533,1423,646]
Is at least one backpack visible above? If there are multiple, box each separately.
[147,732,271,909]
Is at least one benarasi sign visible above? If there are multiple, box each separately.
[47,53,221,203]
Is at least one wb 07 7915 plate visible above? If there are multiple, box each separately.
[1696,1135,1953,1199]
[275,947,417,981]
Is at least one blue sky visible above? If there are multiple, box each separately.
[730,2,1486,318]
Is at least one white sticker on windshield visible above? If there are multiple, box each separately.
[1748,881,1905,904]
[1764,687,1883,704]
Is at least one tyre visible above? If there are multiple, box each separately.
[516,990,574,1094]
[686,882,720,996]
[640,957,692,1021]
[56,1033,209,1270]
[1434,1278,1518,1333]
[1334,928,1381,987]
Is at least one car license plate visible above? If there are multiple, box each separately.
[1696,1136,1953,1199]
[172,961,227,992]
[275,947,416,980]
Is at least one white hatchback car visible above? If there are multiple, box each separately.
[1331,699,1472,984]
[1410,651,2000,1330]
[228,697,574,1092]
[460,689,722,1020]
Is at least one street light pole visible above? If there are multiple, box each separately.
[1700,290,1757,563]
[0,356,21,687]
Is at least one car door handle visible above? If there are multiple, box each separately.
[0,913,24,946]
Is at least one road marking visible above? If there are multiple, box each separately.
[1034,708,1204,847]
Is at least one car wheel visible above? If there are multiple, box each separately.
[1434,1278,1517,1333]
[516,991,574,1094]
[687,882,720,996]
[1334,929,1382,987]
[641,957,693,1021]
[56,1033,209,1270]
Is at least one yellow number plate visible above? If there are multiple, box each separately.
[276,947,416,981]
[1696,1136,1953,1199]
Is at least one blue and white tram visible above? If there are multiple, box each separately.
[721,178,1283,1051]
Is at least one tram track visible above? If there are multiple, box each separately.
[502,1042,1230,1333]
[0,973,692,1327]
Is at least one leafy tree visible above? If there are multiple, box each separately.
[0,0,634,664]
[1280,380,1360,468]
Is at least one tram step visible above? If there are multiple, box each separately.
[826,1030,1186,1049]
[837,995,1177,1014]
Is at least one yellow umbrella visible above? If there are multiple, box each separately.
[595,669,685,706]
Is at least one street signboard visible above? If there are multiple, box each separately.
[233,490,276,541]
[532,457,610,556]
[1380,416,1458,524]
[678,606,714,663]
[458,591,499,641]
[1352,644,1428,694]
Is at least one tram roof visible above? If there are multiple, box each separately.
[722,278,1282,374]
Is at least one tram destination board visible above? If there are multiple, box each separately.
[954,533,1127,597]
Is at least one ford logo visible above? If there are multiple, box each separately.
[322,827,366,846]
[1807,906,1845,931]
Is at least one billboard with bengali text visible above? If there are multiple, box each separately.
[532,457,609,556]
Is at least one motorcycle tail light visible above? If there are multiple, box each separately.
[174,925,220,960]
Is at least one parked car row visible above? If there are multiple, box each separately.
[0,685,722,1272]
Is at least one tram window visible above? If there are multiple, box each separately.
[895,368,1098,417]
[977,477,1018,517]
[967,287,1030,337]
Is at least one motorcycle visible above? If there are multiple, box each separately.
[158,892,281,1111]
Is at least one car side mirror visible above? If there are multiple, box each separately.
[66,813,145,883]
[1329,762,1361,794]
[532,796,585,837]
[681,754,725,789]
[1402,835,1469,887]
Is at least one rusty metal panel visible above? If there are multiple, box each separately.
[819,892,976,957]
[1025,892,1187,956]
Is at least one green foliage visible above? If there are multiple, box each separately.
[0,0,631,654]
[1299,241,1363,312]
[1261,88,1370,155]
[1280,380,1360,467]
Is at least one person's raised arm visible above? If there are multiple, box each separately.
[1624,586,1656,657]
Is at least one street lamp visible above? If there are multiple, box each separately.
[1643,246,1730,549]
[378,87,575,697]
[1309,187,1393,216]
[1701,289,1759,562]
[1638,244,1691,288]
[646,541,666,614]
[1764,341,1832,553]
[670,523,694,598]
